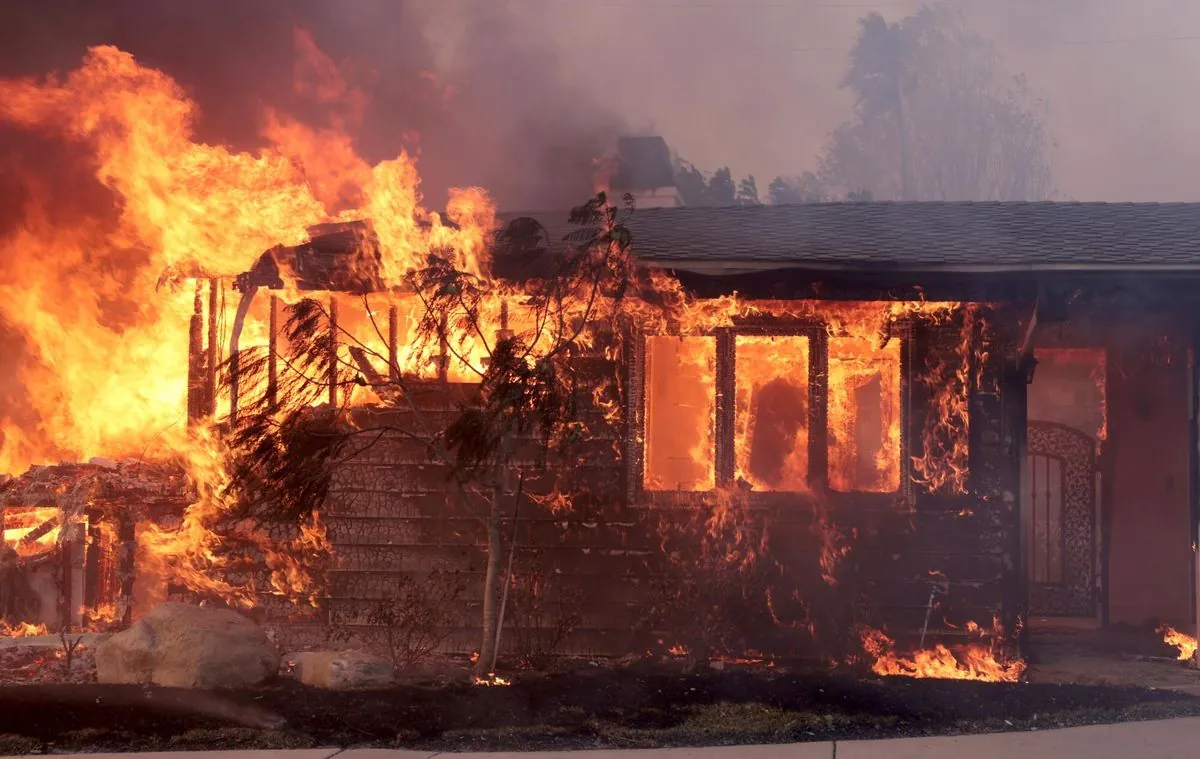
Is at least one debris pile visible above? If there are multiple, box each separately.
[0,643,97,685]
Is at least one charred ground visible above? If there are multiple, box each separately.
[0,662,1198,753]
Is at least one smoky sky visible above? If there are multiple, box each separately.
[2,0,1198,207]
[0,0,622,212]
[534,0,1200,202]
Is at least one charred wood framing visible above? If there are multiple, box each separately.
[117,511,135,626]
[328,295,339,410]
[84,510,102,612]
[436,314,450,382]
[896,319,916,507]
[206,278,219,418]
[387,306,399,382]
[625,329,647,505]
[713,328,734,486]
[267,295,279,409]
[228,285,259,424]
[187,283,206,425]
[19,514,58,548]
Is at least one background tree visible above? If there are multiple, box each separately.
[673,160,713,206]
[707,167,736,206]
[736,175,760,206]
[766,173,872,205]
[816,3,1054,201]
[672,157,758,207]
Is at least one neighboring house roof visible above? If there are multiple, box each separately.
[499,202,1200,276]
[610,136,676,191]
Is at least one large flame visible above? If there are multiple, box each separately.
[0,39,496,607]
[640,300,966,496]
[0,38,984,621]
[861,625,1025,682]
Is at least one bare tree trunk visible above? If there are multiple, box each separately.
[490,471,524,672]
[475,478,505,677]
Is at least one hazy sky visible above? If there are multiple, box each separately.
[3,0,1200,205]
[490,0,1200,202]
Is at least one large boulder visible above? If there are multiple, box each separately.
[292,650,394,690]
[95,602,279,688]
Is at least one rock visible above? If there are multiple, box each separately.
[292,650,394,690]
[95,602,279,689]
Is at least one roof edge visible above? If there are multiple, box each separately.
[641,259,1200,276]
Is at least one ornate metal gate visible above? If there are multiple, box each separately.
[1025,421,1097,617]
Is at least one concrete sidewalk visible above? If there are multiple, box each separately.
[15,717,1200,758]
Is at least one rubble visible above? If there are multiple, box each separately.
[95,602,279,689]
[0,643,97,685]
[0,458,189,512]
[0,458,191,634]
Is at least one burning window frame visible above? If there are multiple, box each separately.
[628,316,917,504]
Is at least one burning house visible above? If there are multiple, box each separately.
[4,172,1200,682]
[45,198,1170,679]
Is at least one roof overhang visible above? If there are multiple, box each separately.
[638,258,1200,277]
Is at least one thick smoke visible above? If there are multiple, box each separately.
[0,0,621,211]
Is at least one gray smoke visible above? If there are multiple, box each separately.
[1,1,1196,205]
[521,0,1200,202]
[0,0,623,211]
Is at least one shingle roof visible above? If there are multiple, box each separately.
[500,202,1200,274]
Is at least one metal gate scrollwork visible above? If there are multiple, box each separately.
[1026,421,1096,617]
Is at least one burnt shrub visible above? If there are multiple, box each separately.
[329,570,466,668]
[637,489,784,665]
[504,550,586,668]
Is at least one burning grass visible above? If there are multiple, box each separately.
[862,629,1026,683]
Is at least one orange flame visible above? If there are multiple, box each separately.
[0,38,984,621]
[473,673,511,686]
[0,40,504,608]
[2,506,62,558]
[734,335,811,491]
[860,625,1025,682]
[911,307,975,495]
[828,336,901,493]
[1158,625,1197,662]
[639,300,967,497]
